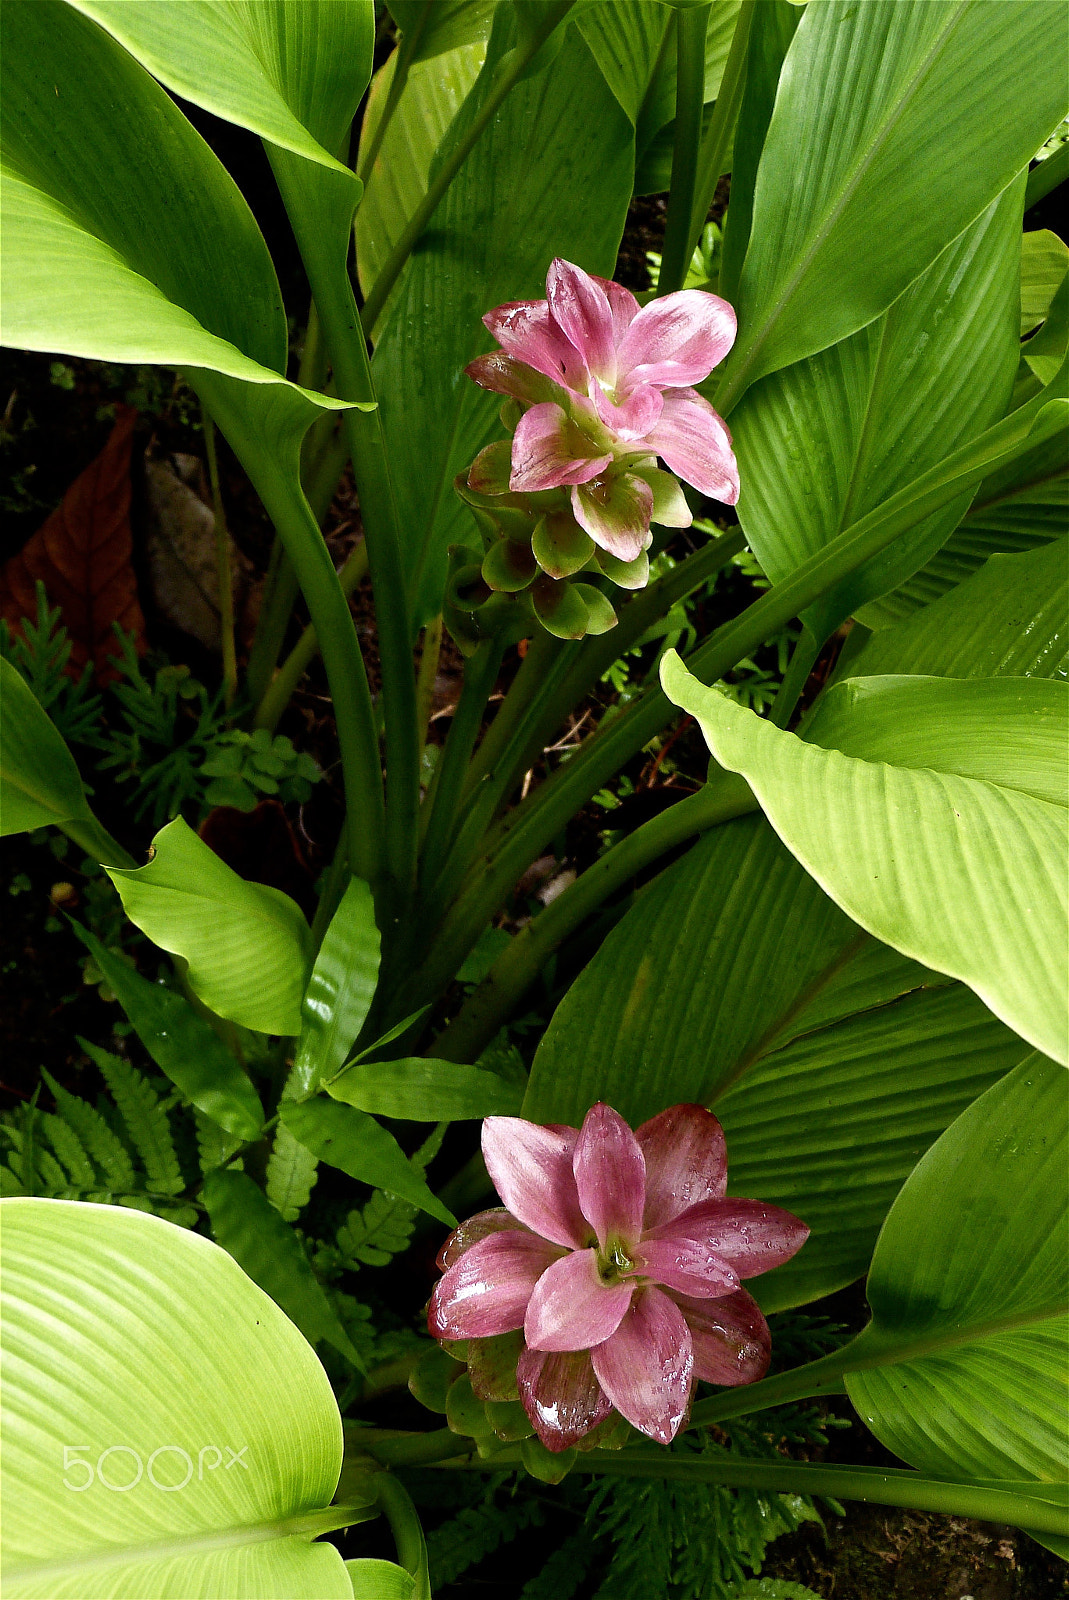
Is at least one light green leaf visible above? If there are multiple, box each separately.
[281,1099,455,1226]
[721,0,1069,404]
[0,658,92,835]
[371,5,634,624]
[387,0,498,63]
[346,1560,416,1600]
[265,1121,319,1223]
[203,1169,363,1369]
[577,0,672,129]
[0,1,347,413]
[850,541,1069,681]
[0,1198,359,1598]
[105,817,312,1037]
[1021,228,1068,336]
[730,181,1023,640]
[355,41,486,312]
[70,923,265,1142]
[662,654,1069,1063]
[292,877,381,1098]
[68,0,374,169]
[846,1055,1068,1483]
[328,1058,523,1120]
[525,816,1030,1310]
[1024,270,1069,386]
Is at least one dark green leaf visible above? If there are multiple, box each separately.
[328,1058,523,1119]
[281,1099,455,1225]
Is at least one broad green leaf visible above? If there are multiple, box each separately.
[387,0,498,63]
[525,816,1030,1309]
[803,676,1066,806]
[846,1055,1068,1484]
[577,0,672,129]
[718,0,799,305]
[281,1099,455,1226]
[292,877,381,1098]
[721,0,1069,403]
[203,1169,363,1369]
[68,0,374,169]
[0,1198,359,1598]
[371,6,634,624]
[346,1561,415,1600]
[862,431,1068,624]
[662,654,1069,1063]
[355,41,486,312]
[1024,270,1069,387]
[0,0,347,410]
[0,658,93,835]
[1021,228,1069,336]
[730,181,1023,640]
[70,923,264,1142]
[328,1058,523,1120]
[106,817,312,1037]
[851,541,1068,681]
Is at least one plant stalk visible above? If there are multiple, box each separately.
[768,622,822,728]
[201,410,238,707]
[657,1,712,297]
[432,769,757,1062]
[418,638,503,889]
[253,541,369,733]
[415,613,444,754]
[359,0,579,334]
[689,0,755,251]
[190,372,385,891]
[59,814,136,870]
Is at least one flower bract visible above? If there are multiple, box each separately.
[428,1102,808,1451]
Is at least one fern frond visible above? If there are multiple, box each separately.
[41,1069,136,1188]
[37,1110,97,1188]
[194,1109,245,1176]
[83,1040,183,1195]
[265,1119,317,1220]
[427,1494,544,1590]
[337,1187,418,1267]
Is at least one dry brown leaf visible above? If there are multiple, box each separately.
[0,405,145,682]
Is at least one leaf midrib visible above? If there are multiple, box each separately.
[3,1506,351,1584]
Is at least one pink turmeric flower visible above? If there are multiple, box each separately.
[465,259,740,562]
[428,1103,807,1452]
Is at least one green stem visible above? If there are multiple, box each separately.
[191,372,385,890]
[201,411,238,707]
[357,20,424,187]
[432,769,756,1062]
[657,2,711,296]
[253,541,369,733]
[768,622,821,728]
[268,150,421,913]
[373,1473,430,1588]
[689,0,755,249]
[359,0,579,334]
[59,813,136,870]
[309,830,351,952]
[244,306,334,705]
[1026,140,1069,211]
[418,639,503,888]
[415,614,443,755]
[460,631,567,802]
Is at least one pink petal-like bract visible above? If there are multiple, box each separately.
[592,381,664,438]
[571,471,653,562]
[655,1197,810,1278]
[481,1117,589,1248]
[464,350,569,409]
[546,258,616,383]
[437,1206,526,1270]
[572,1101,646,1249]
[645,389,740,504]
[525,1248,634,1352]
[637,1104,728,1230]
[591,1286,694,1444]
[591,271,641,344]
[428,1230,565,1341]
[617,289,737,391]
[635,1235,739,1300]
[510,403,612,492]
[483,300,584,390]
[517,1345,613,1452]
[670,1287,772,1386]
